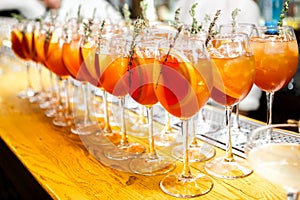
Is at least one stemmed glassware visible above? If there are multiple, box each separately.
[204,33,256,179]
[250,25,298,126]
[62,18,100,134]
[172,110,216,162]
[44,22,74,127]
[245,123,300,200]
[128,35,176,176]
[99,36,146,160]
[156,35,214,197]
[218,23,259,143]
[11,20,37,99]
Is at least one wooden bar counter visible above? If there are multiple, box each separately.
[0,62,294,200]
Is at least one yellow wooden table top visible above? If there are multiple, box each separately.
[0,60,294,200]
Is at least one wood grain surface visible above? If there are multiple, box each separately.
[0,61,295,200]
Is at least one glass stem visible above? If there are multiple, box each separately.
[119,96,128,145]
[287,192,299,200]
[191,114,198,147]
[181,119,192,178]
[139,105,147,124]
[25,61,33,91]
[266,91,274,125]
[37,64,45,93]
[64,77,72,119]
[224,106,234,162]
[165,111,172,133]
[82,82,92,125]
[147,106,157,158]
[102,89,112,133]
[233,104,241,130]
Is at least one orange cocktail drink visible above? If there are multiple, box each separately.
[250,25,298,125]
[211,55,256,106]
[251,33,298,93]
[155,54,212,119]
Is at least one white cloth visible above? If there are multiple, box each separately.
[0,0,46,19]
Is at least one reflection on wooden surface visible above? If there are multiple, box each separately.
[0,61,295,199]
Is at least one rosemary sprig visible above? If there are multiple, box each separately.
[205,9,221,47]
[92,8,97,19]
[11,13,25,23]
[278,0,290,27]
[189,3,202,34]
[140,0,149,27]
[96,20,106,52]
[128,18,146,70]
[83,19,94,40]
[172,8,182,29]
[77,5,83,25]
[231,8,241,33]
[122,3,132,28]
[155,9,183,89]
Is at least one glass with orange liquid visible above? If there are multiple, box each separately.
[11,20,37,99]
[156,36,214,197]
[98,36,146,160]
[204,33,255,179]
[62,18,100,135]
[250,25,298,125]
[44,22,74,127]
[128,36,176,175]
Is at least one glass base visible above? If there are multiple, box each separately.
[52,114,73,127]
[160,173,213,198]
[205,156,252,179]
[103,131,122,146]
[104,142,146,161]
[129,154,176,176]
[154,131,178,147]
[127,121,149,138]
[71,123,100,135]
[18,88,37,99]
[172,144,216,162]
[197,120,220,133]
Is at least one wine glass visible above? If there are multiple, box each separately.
[250,26,298,126]
[156,35,214,197]
[245,123,300,200]
[171,110,216,162]
[98,36,146,160]
[218,23,259,143]
[204,33,256,179]
[62,18,100,135]
[44,22,74,127]
[128,36,176,176]
[10,20,37,99]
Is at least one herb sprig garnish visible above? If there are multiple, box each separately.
[205,9,221,47]
[155,8,183,89]
[96,20,106,53]
[231,8,241,33]
[122,3,132,28]
[11,13,25,23]
[77,5,84,26]
[140,0,149,27]
[128,18,146,70]
[189,3,202,34]
[278,0,290,27]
